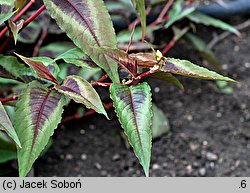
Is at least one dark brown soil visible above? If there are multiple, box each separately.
[36,19,250,177]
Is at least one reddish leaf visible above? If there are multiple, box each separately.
[15,53,58,84]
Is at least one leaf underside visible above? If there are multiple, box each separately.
[15,81,66,176]
[58,75,108,118]
[165,0,195,28]
[43,0,120,83]
[110,83,152,176]
[15,53,58,84]
[186,11,240,36]
[147,72,184,91]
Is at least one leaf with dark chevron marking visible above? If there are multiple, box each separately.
[161,58,237,83]
[58,75,108,118]
[110,83,152,176]
[43,0,120,83]
[14,81,67,176]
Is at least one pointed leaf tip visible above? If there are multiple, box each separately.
[15,81,67,176]
[57,75,108,119]
[15,53,58,84]
[110,83,152,176]
[162,57,238,83]
[43,0,120,83]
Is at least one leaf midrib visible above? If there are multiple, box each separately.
[64,0,100,46]
[31,90,51,152]
[129,88,145,157]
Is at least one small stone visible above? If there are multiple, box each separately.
[154,87,160,93]
[100,170,108,176]
[89,124,95,130]
[209,162,215,169]
[162,162,168,168]
[94,162,102,170]
[193,162,199,168]
[189,143,198,151]
[65,154,73,160]
[216,112,222,118]
[112,154,120,161]
[234,45,240,52]
[152,164,160,170]
[206,152,218,161]
[202,141,208,146]
[59,154,65,160]
[185,115,193,121]
[245,62,250,68]
[81,154,87,161]
[80,129,85,135]
[199,168,206,176]
[186,165,193,174]
[222,64,228,70]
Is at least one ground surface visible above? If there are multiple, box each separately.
[36,17,250,177]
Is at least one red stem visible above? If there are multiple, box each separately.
[137,70,152,79]
[150,0,173,27]
[0,5,46,53]
[162,36,177,55]
[33,27,48,57]
[129,8,151,30]
[61,103,114,123]
[96,74,109,83]
[22,5,46,28]
[0,95,18,103]
[0,0,38,40]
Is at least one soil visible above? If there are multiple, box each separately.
[36,18,250,177]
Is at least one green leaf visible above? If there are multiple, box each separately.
[43,0,120,83]
[0,150,16,163]
[18,21,41,44]
[55,48,99,69]
[0,131,16,152]
[147,72,184,91]
[0,102,21,147]
[8,19,24,44]
[0,0,14,6]
[162,57,237,83]
[57,75,108,118]
[165,0,195,28]
[0,54,27,80]
[110,83,152,176]
[185,33,223,73]
[15,53,59,84]
[186,11,240,36]
[152,104,170,139]
[30,56,60,79]
[39,41,76,58]
[0,10,16,26]
[14,81,67,176]
[131,0,146,40]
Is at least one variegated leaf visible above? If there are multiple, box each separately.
[15,81,67,176]
[162,58,237,82]
[110,83,152,176]
[43,0,120,83]
[57,75,108,118]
